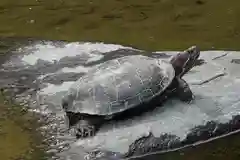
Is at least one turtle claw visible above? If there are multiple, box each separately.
[78,126,95,138]
[187,99,193,104]
[186,94,195,104]
[69,120,96,139]
[194,59,205,66]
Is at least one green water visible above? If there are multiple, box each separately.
[0,0,240,159]
[0,0,240,50]
[0,95,48,160]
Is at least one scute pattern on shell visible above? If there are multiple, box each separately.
[63,55,175,115]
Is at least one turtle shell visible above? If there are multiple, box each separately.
[62,55,175,115]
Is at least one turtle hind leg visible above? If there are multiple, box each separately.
[71,120,96,138]
[69,114,104,139]
[176,78,194,102]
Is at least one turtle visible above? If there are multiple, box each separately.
[62,46,202,139]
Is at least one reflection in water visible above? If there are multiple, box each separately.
[1,40,240,159]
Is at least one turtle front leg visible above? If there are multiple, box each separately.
[176,78,194,102]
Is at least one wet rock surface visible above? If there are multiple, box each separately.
[1,39,240,160]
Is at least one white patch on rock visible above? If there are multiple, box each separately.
[61,66,90,73]
[21,42,132,65]
[38,82,75,95]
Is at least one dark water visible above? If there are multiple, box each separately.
[1,38,240,159]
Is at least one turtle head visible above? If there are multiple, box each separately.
[170,46,200,77]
